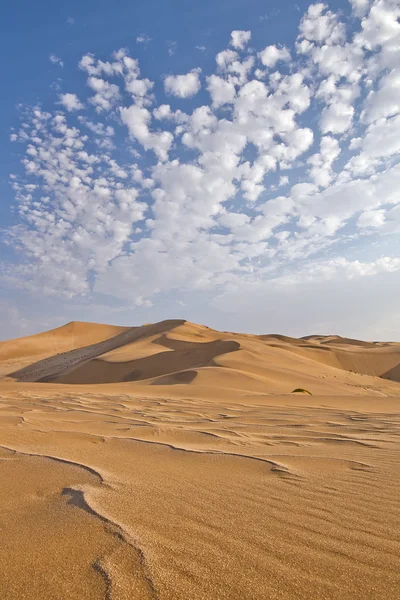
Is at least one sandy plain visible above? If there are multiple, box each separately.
[0,319,399,599]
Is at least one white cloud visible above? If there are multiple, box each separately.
[87,77,120,111]
[4,2,400,340]
[50,54,64,68]
[357,209,386,228]
[164,69,201,98]
[362,68,400,123]
[320,102,354,134]
[4,110,148,298]
[206,75,236,108]
[298,3,345,45]
[120,105,173,160]
[59,93,84,112]
[259,45,290,68]
[216,49,238,70]
[230,30,251,50]
[136,34,151,44]
[349,0,371,17]
[167,41,177,56]
[308,135,340,186]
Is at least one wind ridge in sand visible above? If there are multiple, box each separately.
[0,443,159,600]
[0,319,400,599]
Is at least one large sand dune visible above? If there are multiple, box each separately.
[3,319,400,389]
[0,319,400,599]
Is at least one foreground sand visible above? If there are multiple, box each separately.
[0,320,399,599]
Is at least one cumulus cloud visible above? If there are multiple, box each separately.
[298,3,345,45]
[230,30,251,50]
[59,93,84,111]
[362,68,400,123]
[308,135,340,187]
[320,102,354,134]
[349,0,371,17]
[206,75,236,107]
[164,69,201,98]
[88,77,120,111]
[4,1,400,339]
[120,104,173,160]
[259,45,290,68]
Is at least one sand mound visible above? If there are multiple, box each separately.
[0,321,129,375]
[6,320,186,383]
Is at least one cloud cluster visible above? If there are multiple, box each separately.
[164,69,202,98]
[5,0,400,335]
[59,93,83,112]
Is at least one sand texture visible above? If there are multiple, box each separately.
[0,319,400,599]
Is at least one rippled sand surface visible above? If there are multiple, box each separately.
[0,320,399,599]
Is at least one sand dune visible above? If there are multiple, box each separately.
[0,320,129,362]
[3,319,400,390]
[6,320,186,382]
[0,319,400,599]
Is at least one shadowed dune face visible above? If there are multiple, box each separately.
[384,364,400,381]
[42,339,241,384]
[0,320,400,599]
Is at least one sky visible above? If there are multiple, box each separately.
[1,0,400,341]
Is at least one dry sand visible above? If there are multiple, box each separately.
[0,319,399,599]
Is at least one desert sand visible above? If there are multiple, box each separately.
[0,319,399,599]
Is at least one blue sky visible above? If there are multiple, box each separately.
[1,0,400,340]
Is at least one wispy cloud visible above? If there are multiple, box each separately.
[49,54,64,68]
[167,41,177,56]
[136,34,152,44]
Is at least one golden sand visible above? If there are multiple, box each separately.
[0,319,399,599]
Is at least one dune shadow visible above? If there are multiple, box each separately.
[381,363,400,382]
[152,333,217,351]
[42,339,240,385]
[151,369,198,385]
